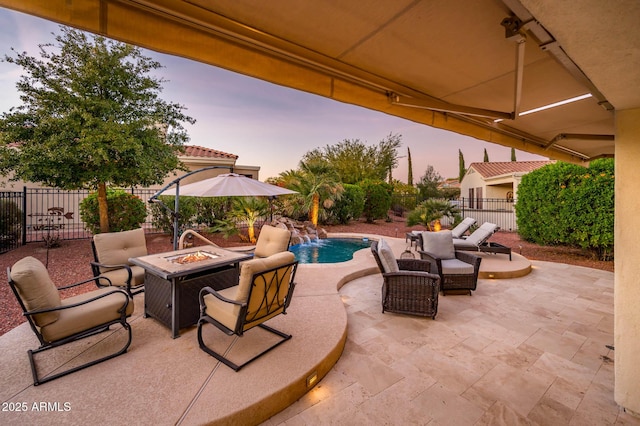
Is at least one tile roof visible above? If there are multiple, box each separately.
[181,145,238,159]
[469,161,553,178]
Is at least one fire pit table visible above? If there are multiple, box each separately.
[129,245,253,338]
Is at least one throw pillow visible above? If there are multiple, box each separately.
[421,230,455,259]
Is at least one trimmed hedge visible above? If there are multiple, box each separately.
[516,159,614,260]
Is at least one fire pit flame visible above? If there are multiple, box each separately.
[166,250,219,264]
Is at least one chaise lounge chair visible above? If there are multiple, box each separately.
[452,222,512,260]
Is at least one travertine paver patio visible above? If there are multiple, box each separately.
[264,259,638,425]
[1,235,637,425]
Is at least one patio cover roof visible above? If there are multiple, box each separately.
[1,1,638,164]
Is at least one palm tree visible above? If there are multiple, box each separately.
[285,161,343,226]
[227,197,269,243]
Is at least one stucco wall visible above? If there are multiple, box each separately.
[614,107,640,415]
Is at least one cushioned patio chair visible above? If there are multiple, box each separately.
[91,227,147,297]
[371,239,440,319]
[450,217,477,239]
[8,256,133,385]
[452,222,511,260]
[197,251,298,371]
[253,225,292,258]
[418,231,482,295]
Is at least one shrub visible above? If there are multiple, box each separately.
[407,198,458,230]
[360,180,392,223]
[516,159,614,260]
[80,188,147,234]
[0,199,22,247]
[149,195,198,237]
[329,184,365,224]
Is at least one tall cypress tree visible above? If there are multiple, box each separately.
[483,148,489,162]
[458,149,466,183]
[511,147,517,161]
[407,147,414,186]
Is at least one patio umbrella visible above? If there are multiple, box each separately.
[162,173,297,197]
[153,171,297,249]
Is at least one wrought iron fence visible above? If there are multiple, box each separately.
[0,187,162,252]
[0,191,24,253]
[457,197,517,231]
[0,187,273,253]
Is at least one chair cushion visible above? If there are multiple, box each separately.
[254,225,291,258]
[93,228,148,269]
[100,265,145,287]
[450,217,476,239]
[10,257,61,327]
[421,231,455,260]
[440,258,475,275]
[203,287,241,331]
[40,287,133,342]
[452,238,478,249]
[377,238,399,273]
[465,222,498,246]
[238,251,295,301]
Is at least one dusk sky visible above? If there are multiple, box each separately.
[0,7,547,182]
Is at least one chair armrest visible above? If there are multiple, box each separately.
[383,270,440,280]
[24,287,129,316]
[58,276,113,290]
[382,271,440,291]
[417,250,441,262]
[397,258,431,273]
[90,261,133,279]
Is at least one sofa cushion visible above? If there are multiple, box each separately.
[421,231,455,260]
[377,238,399,273]
[10,257,61,327]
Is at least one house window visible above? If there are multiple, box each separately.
[476,187,483,209]
[468,188,475,209]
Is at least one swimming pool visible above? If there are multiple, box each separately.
[289,237,372,264]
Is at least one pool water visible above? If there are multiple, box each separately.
[289,238,372,264]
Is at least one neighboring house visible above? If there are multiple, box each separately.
[0,144,260,190]
[157,145,260,188]
[460,161,553,207]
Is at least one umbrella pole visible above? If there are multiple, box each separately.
[173,182,180,250]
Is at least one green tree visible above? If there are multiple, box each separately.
[407,199,459,231]
[282,160,343,226]
[458,149,466,183]
[407,147,414,186]
[0,27,194,233]
[328,183,365,224]
[302,133,401,184]
[80,188,147,234]
[511,147,517,161]
[483,148,489,162]
[416,165,442,200]
[360,179,392,223]
[227,197,269,243]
